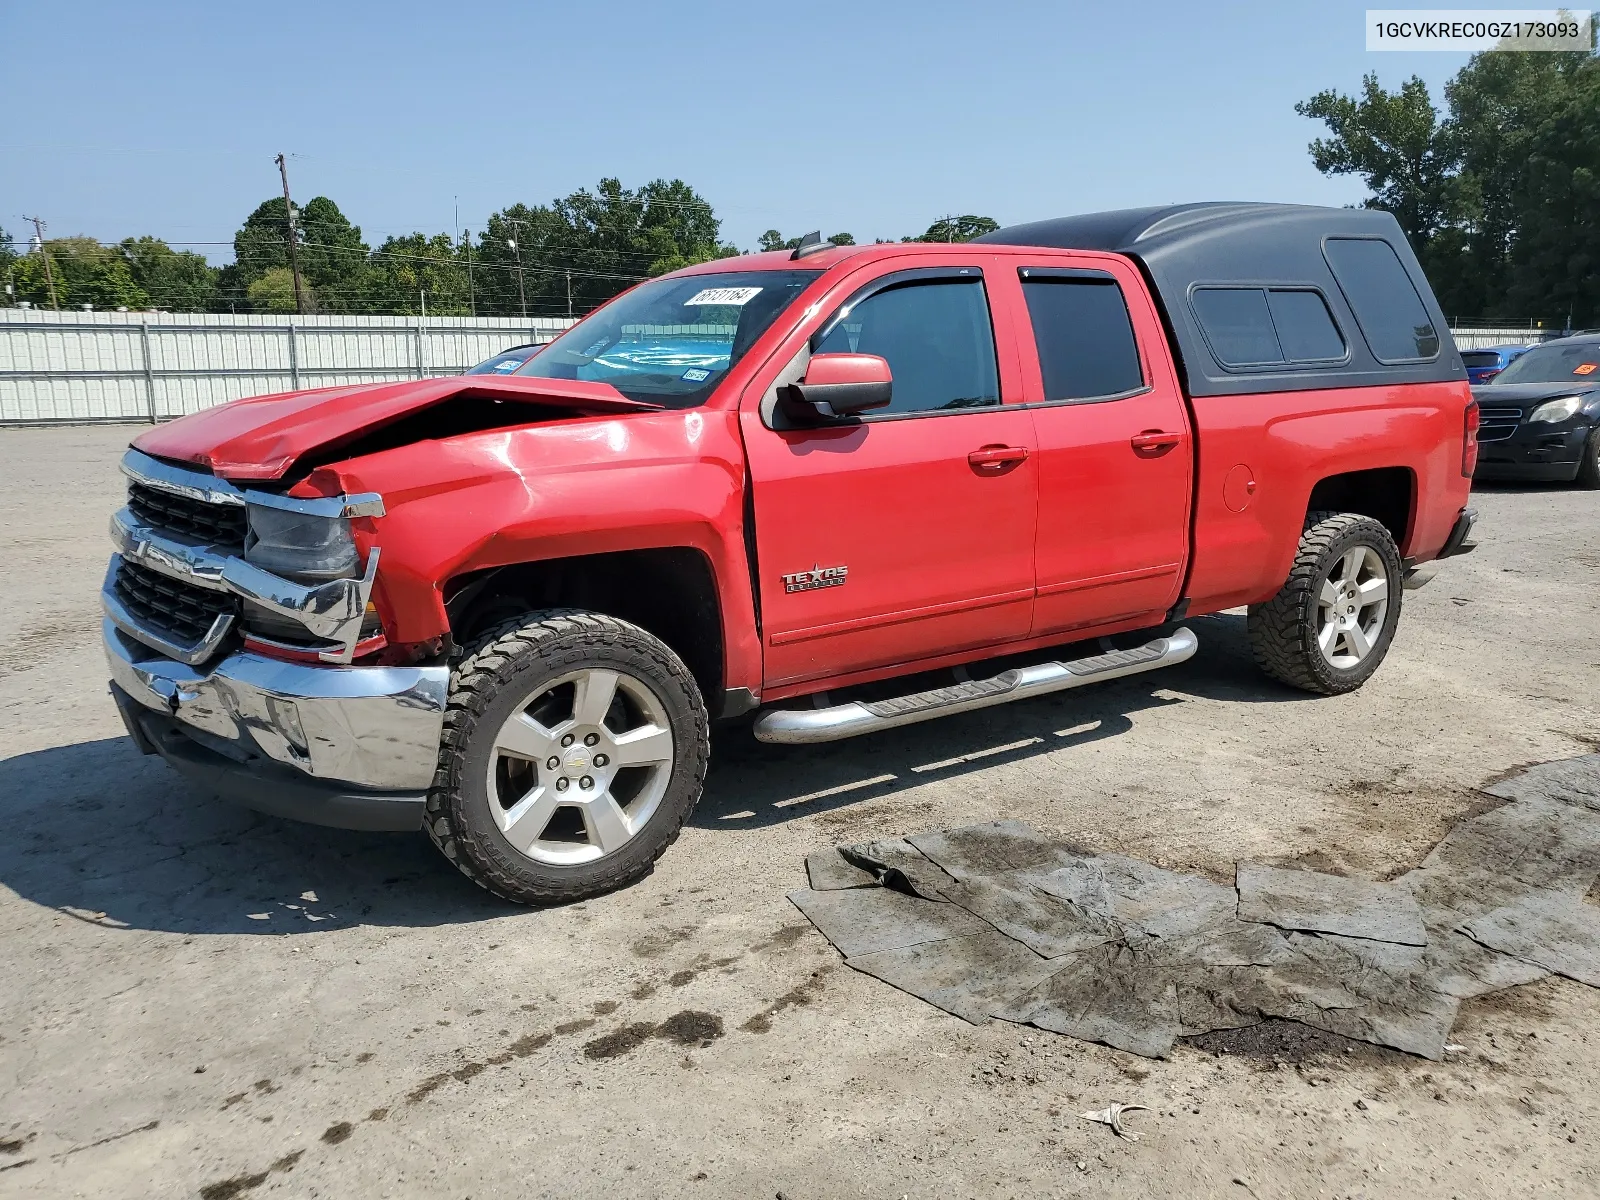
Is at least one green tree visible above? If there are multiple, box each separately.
[370,233,471,315]
[1299,51,1600,323]
[1446,49,1596,319]
[11,237,146,309]
[1295,75,1464,252]
[118,236,217,311]
[1508,60,1600,324]
[297,196,371,311]
[756,229,856,251]
[474,178,735,316]
[232,198,294,285]
[907,215,1000,243]
[229,195,371,313]
[246,267,308,313]
[0,226,17,304]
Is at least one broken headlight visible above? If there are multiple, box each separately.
[244,504,361,582]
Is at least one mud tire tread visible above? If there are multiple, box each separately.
[424,609,709,905]
[1246,511,1403,697]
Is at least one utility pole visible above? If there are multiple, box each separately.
[274,153,307,315]
[507,226,527,319]
[565,269,572,318]
[24,216,59,310]
[457,199,475,317]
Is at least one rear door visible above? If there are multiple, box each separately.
[740,257,1038,689]
[998,256,1194,636]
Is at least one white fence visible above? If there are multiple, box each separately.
[1449,325,1556,349]
[0,311,1561,425]
[0,310,575,424]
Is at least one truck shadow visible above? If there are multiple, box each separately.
[0,614,1302,935]
[0,735,504,938]
[693,610,1309,829]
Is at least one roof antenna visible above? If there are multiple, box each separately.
[790,230,829,260]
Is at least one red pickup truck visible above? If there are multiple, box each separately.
[103,202,1479,904]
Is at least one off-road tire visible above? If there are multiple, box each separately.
[1247,511,1403,696]
[1575,428,1600,490]
[425,610,709,904]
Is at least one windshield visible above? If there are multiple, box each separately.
[515,269,820,406]
[1494,341,1600,385]
[1460,350,1502,368]
[464,344,544,375]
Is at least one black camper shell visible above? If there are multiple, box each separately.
[975,203,1466,398]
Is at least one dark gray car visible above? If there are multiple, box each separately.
[1472,335,1600,488]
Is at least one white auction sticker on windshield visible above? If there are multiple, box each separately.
[684,287,762,306]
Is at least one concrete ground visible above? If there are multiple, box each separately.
[1,424,1598,1200]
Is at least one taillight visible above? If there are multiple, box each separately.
[1462,399,1480,477]
[1480,369,1501,382]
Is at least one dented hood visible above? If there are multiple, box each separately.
[131,375,660,481]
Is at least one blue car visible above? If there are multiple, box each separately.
[1460,344,1528,384]
[464,343,545,375]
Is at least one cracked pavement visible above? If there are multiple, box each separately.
[2,425,1599,1199]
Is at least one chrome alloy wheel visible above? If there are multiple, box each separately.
[1316,545,1390,669]
[486,668,675,866]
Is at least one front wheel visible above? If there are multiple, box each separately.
[425,611,709,904]
[1247,511,1403,696]
[1575,427,1600,490]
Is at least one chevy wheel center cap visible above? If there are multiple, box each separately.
[562,745,591,772]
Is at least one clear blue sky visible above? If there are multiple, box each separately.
[4,0,1475,261]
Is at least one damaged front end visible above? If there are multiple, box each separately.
[104,445,448,829]
[102,372,698,831]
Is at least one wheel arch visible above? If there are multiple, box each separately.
[1304,466,1416,554]
[443,548,728,715]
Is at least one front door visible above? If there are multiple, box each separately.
[1000,258,1195,635]
[740,261,1038,690]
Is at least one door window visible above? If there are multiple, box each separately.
[814,279,999,414]
[1020,276,1145,400]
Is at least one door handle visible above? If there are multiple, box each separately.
[1131,430,1182,453]
[968,445,1030,471]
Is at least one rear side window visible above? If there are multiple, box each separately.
[1323,238,1440,362]
[1191,287,1346,368]
[1020,275,1144,400]
[815,279,999,414]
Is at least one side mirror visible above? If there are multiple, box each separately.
[777,353,892,423]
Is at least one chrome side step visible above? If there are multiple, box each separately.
[752,627,1198,745]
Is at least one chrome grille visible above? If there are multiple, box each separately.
[127,481,248,550]
[1477,405,1523,443]
[113,558,239,649]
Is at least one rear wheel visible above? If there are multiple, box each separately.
[426,611,709,904]
[1576,428,1600,490]
[1247,512,1403,696]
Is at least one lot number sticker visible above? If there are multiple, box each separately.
[1575,363,1597,375]
[684,287,762,306]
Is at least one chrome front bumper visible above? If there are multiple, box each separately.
[104,619,449,791]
